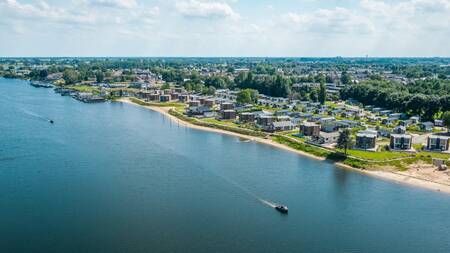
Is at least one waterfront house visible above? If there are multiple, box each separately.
[299,122,320,136]
[269,121,296,132]
[187,105,212,117]
[426,135,450,151]
[160,95,171,102]
[356,131,377,150]
[390,134,412,150]
[189,100,201,107]
[170,93,179,101]
[179,94,190,102]
[222,110,237,120]
[257,115,276,127]
[149,94,161,101]
[239,112,256,123]
[312,131,340,145]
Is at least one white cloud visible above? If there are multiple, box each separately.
[282,7,375,34]
[87,0,138,9]
[0,0,449,57]
[175,0,239,19]
[1,0,95,25]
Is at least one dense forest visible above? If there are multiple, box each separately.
[340,79,450,120]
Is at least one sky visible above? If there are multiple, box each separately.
[0,0,449,57]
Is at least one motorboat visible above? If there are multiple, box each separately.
[275,205,288,214]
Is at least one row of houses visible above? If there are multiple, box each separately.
[299,120,450,152]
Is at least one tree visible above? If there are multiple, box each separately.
[319,82,327,105]
[96,72,105,83]
[337,129,353,155]
[326,75,334,83]
[248,89,259,104]
[39,69,48,80]
[161,83,171,90]
[341,71,352,84]
[309,89,318,102]
[237,89,252,104]
[442,111,450,132]
[63,69,80,85]
[203,86,216,95]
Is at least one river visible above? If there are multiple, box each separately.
[1,78,449,252]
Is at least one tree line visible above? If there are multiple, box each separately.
[340,79,450,120]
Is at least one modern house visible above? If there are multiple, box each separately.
[269,121,296,132]
[390,134,412,150]
[393,125,407,135]
[160,95,171,102]
[257,115,276,127]
[355,131,377,150]
[220,102,234,111]
[312,131,340,145]
[239,112,256,123]
[420,122,434,132]
[426,135,450,151]
[299,122,320,136]
[222,110,237,120]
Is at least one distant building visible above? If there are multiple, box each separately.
[420,122,434,132]
[393,126,406,135]
[427,135,450,151]
[390,134,412,150]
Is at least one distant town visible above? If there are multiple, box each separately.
[1,57,450,183]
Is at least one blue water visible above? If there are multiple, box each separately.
[1,78,449,253]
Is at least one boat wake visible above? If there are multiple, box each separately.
[214,172,278,209]
[21,109,52,123]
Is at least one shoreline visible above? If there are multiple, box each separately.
[117,98,450,195]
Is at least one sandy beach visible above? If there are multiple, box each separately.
[118,98,450,195]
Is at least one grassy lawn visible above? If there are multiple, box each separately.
[129,97,186,109]
[340,149,414,161]
[201,118,239,127]
[66,85,100,93]
[417,151,450,160]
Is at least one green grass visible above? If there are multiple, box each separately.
[271,135,332,158]
[168,109,267,137]
[201,118,239,127]
[129,97,186,109]
[338,149,414,161]
[66,85,100,93]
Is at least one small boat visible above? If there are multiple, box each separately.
[49,120,54,124]
[275,205,288,214]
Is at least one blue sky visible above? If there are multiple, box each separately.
[0,0,449,57]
